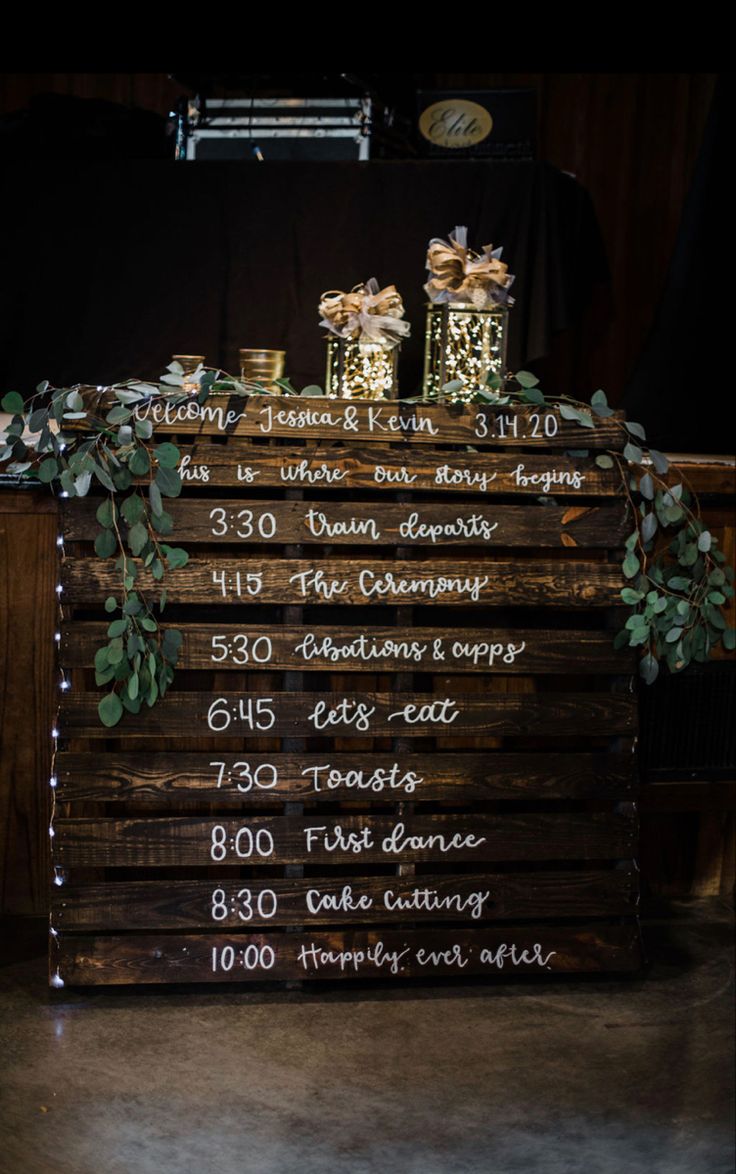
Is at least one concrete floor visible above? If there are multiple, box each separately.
[0,901,733,1174]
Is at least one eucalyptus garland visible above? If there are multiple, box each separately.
[1,363,733,730]
[431,370,735,684]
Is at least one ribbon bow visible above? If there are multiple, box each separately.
[319,278,411,347]
[425,226,515,309]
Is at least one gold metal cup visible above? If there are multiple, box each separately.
[239,348,286,393]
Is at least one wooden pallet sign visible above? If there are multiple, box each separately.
[52,394,642,987]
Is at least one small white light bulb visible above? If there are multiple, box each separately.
[50,972,65,989]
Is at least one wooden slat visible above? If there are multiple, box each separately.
[54,811,637,866]
[60,557,624,606]
[71,390,626,448]
[54,924,643,984]
[176,443,622,496]
[52,868,639,929]
[61,623,635,674]
[62,498,628,548]
[55,751,637,803]
[59,690,638,739]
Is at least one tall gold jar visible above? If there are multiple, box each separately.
[325,337,399,400]
[422,302,508,403]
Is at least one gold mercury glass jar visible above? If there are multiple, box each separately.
[422,303,508,403]
[239,348,286,393]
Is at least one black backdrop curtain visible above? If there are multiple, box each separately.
[0,159,608,396]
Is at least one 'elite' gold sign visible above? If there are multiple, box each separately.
[419,100,493,149]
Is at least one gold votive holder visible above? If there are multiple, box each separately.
[239,348,286,393]
[325,337,398,399]
[171,354,206,393]
[422,302,508,402]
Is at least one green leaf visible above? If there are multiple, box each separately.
[91,461,115,491]
[697,530,712,552]
[106,405,132,425]
[639,653,659,684]
[641,513,657,542]
[94,647,110,672]
[104,596,118,613]
[28,408,48,432]
[668,575,690,591]
[151,509,173,535]
[128,522,148,556]
[639,473,654,500]
[96,498,115,528]
[112,466,133,492]
[520,385,546,405]
[623,442,643,463]
[515,370,540,389]
[128,446,150,476]
[94,529,117,558]
[649,449,669,474]
[300,385,325,397]
[1,391,24,414]
[74,471,92,496]
[153,442,180,469]
[107,618,128,638]
[559,403,594,429]
[127,672,140,701]
[149,481,163,517]
[135,418,153,439]
[590,393,614,417]
[666,626,683,644]
[164,546,189,570]
[595,454,614,469]
[708,590,726,605]
[98,692,123,727]
[155,466,182,498]
[623,552,640,579]
[621,587,645,604]
[140,615,158,632]
[121,493,144,525]
[724,628,736,652]
[625,420,646,441]
[38,457,59,483]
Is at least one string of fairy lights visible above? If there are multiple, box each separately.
[49,482,69,989]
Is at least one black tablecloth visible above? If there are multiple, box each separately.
[0,159,608,394]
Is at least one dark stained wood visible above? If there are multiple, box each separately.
[0,492,57,915]
[59,690,638,739]
[60,557,624,607]
[62,498,629,549]
[55,750,637,803]
[61,623,635,674]
[70,390,626,448]
[54,811,637,866]
[52,867,639,929]
[175,443,623,496]
[55,923,643,985]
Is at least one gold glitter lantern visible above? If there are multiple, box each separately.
[325,337,399,400]
[422,302,508,403]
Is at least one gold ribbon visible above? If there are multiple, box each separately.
[425,228,515,309]
[319,279,410,346]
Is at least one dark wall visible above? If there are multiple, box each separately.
[0,71,717,411]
